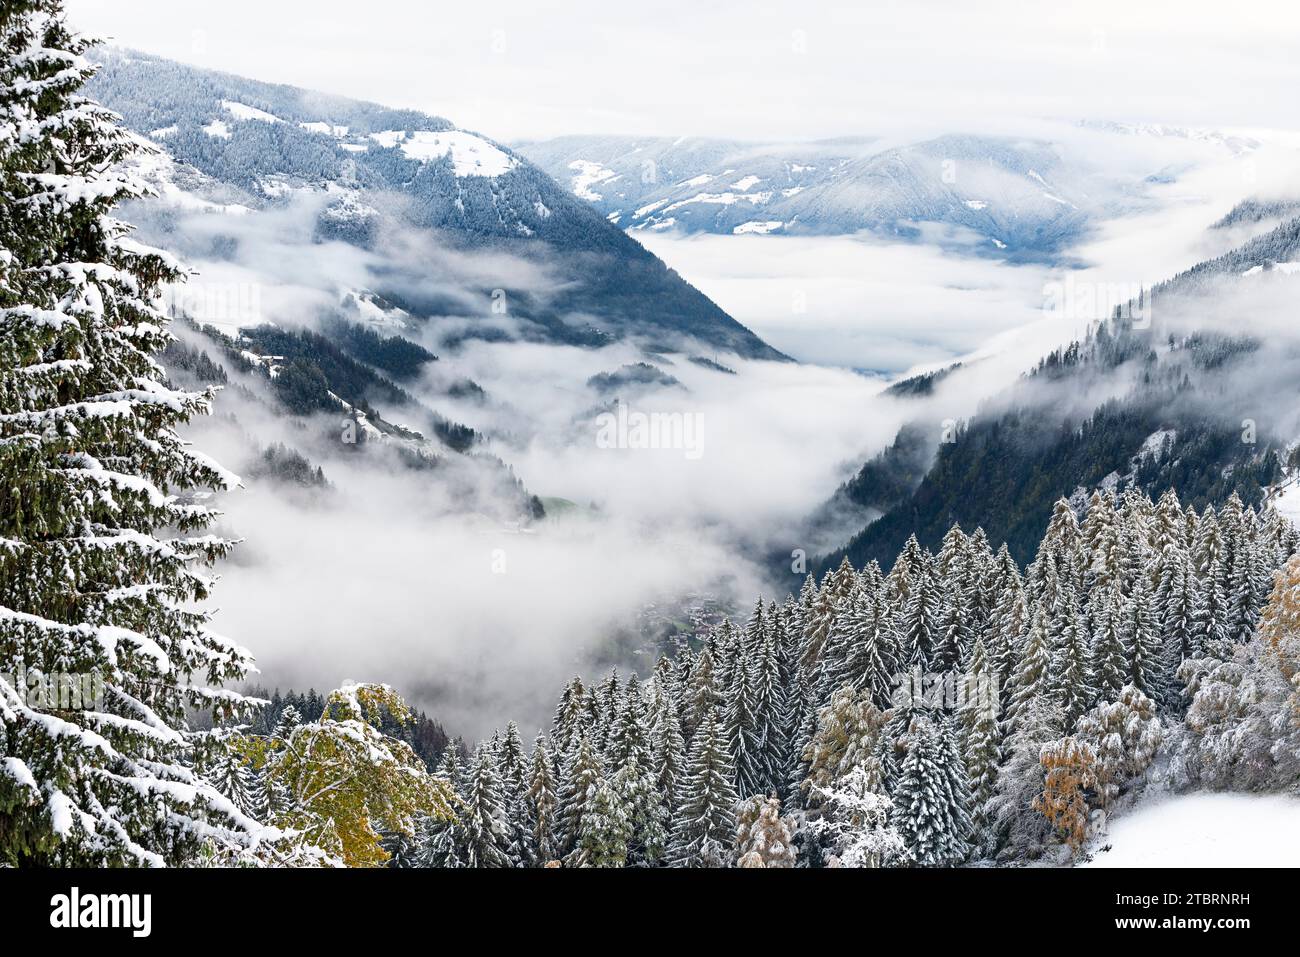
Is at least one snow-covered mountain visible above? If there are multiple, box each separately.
[516,130,1196,261]
[86,50,784,360]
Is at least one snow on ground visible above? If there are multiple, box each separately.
[222,100,280,123]
[300,121,349,136]
[730,174,762,191]
[1243,261,1300,277]
[567,159,619,200]
[1084,793,1300,867]
[370,130,517,177]
[634,199,668,218]
[733,220,784,234]
[663,190,772,213]
[202,119,230,139]
[1269,474,1300,529]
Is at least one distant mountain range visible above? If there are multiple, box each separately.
[87,49,784,360]
[517,126,1253,262]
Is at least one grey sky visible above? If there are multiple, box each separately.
[66,0,1300,143]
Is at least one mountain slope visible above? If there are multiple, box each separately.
[810,217,1300,573]
[87,50,785,359]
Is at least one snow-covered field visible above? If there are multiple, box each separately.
[1270,477,1300,530]
[1084,793,1300,867]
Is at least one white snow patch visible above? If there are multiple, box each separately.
[371,130,517,177]
[342,290,409,331]
[964,199,989,211]
[222,100,280,124]
[676,174,713,188]
[634,199,668,218]
[202,119,230,140]
[1243,261,1300,277]
[1136,428,1176,461]
[567,159,619,200]
[1084,793,1300,867]
[1268,473,1300,529]
[300,121,349,136]
[733,220,784,235]
[731,175,762,191]
[663,190,772,213]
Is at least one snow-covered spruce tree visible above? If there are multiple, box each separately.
[724,649,764,799]
[1049,597,1095,728]
[555,729,602,860]
[1005,605,1052,738]
[524,733,559,866]
[830,583,901,711]
[650,687,687,806]
[681,646,723,742]
[1089,585,1129,704]
[958,638,1001,834]
[495,721,532,864]
[550,675,588,761]
[0,2,274,866]
[1124,575,1161,702]
[457,743,513,868]
[891,713,972,867]
[413,813,464,869]
[611,754,668,866]
[750,629,792,799]
[900,564,941,670]
[204,738,257,818]
[670,708,739,867]
[576,777,630,868]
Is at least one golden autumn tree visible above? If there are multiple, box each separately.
[1258,553,1300,730]
[1033,736,1097,854]
[799,684,889,804]
[261,683,456,867]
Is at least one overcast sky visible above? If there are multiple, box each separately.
[66,0,1300,143]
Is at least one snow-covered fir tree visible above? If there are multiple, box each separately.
[0,1,272,866]
[669,708,739,867]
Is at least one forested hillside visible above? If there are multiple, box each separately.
[85,50,785,359]
[816,268,1300,574]
[219,489,1293,867]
